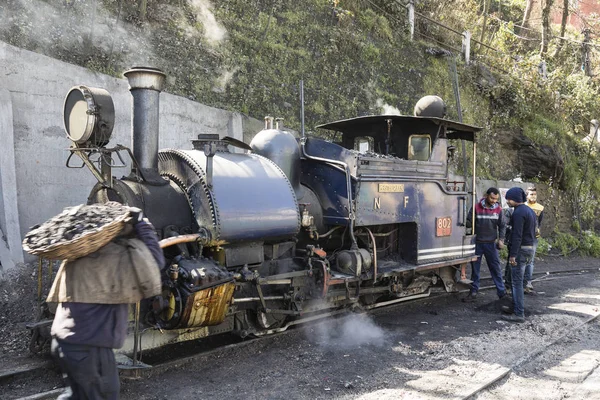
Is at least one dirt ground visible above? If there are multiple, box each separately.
[2,255,600,399]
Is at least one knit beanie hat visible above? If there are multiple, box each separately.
[505,187,526,203]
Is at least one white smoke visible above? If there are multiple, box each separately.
[376,98,402,115]
[1,0,158,68]
[1,0,228,71]
[188,0,227,46]
[212,66,239,92]
[308,313,387,349]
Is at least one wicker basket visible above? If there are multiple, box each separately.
[22,213,129,261]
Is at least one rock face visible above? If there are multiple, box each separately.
[496,129,564,185]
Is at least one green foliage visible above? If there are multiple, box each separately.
[552,231,579,256]
[545,230,600,257]
[580,231,600,258]
[522,115,566,147]
[536,237,550,256]
[499,245,508,260]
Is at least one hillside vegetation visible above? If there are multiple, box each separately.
[3,0,600,251]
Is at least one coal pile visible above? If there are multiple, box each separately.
[23,203,130,250]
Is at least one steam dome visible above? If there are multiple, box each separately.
[414,95,446,118]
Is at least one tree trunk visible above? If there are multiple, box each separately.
[479,0,491,47]
[139,0,147,22]
[540,0,554,57]
[521,0,534,30]
[552,0,569,57]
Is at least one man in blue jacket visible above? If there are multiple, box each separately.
[502,187,537,323]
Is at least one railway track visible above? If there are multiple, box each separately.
[3,266,598,400]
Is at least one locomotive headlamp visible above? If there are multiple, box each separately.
[63,85,115,147]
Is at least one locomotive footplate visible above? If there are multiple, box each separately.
[376,256,478,278]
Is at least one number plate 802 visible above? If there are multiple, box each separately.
[436,216,452,237]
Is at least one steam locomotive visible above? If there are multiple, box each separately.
[61,67,480,356]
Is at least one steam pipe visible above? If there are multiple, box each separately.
[159,234,202,249]
[365,227,378,284]
[275,118,283,130]
[264,116,274,129]
[300,138,357,249]
[123,67,166,179]
[472,142,477,236]
[300,80,305,138]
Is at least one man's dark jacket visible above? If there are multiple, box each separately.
[467,198,506,243]
[508,204,537,259]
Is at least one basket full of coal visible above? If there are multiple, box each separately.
[22,203,131,261]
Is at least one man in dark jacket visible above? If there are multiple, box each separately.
[51,208,165,399]
[502,187,537,323]
[463,187,507,302]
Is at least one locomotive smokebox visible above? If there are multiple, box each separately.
[123,67,166,183]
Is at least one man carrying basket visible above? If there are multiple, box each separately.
[46,206,163,400]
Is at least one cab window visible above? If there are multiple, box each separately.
[408,134,431,161]
[354,136,373,154]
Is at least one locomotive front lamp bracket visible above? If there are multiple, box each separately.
[66,144,138,188]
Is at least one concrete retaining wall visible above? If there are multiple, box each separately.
[0,41,263,269]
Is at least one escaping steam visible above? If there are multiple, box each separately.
[1,1,158,69]
[212,66,239,92]
[376,98,402,115]
[188,0,227,46]
[1,1,228,73]
[309,313,387,349]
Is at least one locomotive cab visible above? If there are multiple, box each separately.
[300,113,480,272]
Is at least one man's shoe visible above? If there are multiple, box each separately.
[501,314,525,323]
[462,292,477,303]
[501,305,514,314]
[524,286,536,295]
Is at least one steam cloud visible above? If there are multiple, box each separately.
[188,0,227,46]
[1,0,229,72]
[309,313,387,349]
[376,98,402,115]
[1,0,158,68]
[213,66,239,92]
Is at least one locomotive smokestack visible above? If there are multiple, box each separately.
[124,67,166,181]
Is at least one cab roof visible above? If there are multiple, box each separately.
[316,115,482,142]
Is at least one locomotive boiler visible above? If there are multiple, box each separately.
[61,67,480,356]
